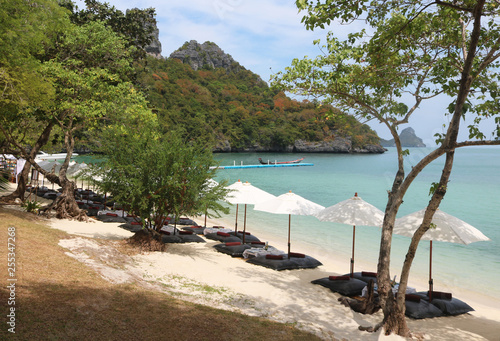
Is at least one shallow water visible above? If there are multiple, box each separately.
[213,147,500,300]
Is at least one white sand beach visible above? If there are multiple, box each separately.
[48,214,500,341]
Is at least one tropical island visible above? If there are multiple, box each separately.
[131,39,386,154]
[1,1,500,340]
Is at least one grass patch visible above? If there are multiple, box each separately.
[0,207,324,340]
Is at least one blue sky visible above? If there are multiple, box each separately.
[73,0,497,144]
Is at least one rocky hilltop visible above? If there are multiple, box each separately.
[139,38,386,154]
[129,8,162,58]
[380,127,426,147]
[169,40,244,73]
[144,25,162,58]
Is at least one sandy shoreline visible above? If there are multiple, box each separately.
[43,212,500,341]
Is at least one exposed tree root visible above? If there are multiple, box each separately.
[39,196,88,222]
[339,279,380,315]
[127,229,165,252]
[0,195,21,205]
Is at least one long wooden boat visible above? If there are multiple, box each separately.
[258,157,304,165]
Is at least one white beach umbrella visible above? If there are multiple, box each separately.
[394,208,490,300]
[254,191,325,255]
[315,192,384,277]
[66,161,88,177]
[226,180,275,242]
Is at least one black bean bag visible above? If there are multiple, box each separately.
[204,232,241,243]
[404,294,444,319]
[119,222,144,233]
[311,275,367,296]
[161,234,183,243]
[182,226,206,235]
[414,291,474,316]
[96,213,128,223]
[247,253,322,271]
[176,217,199,226]
[124,215,140,223]
[213,242,252,257]
[345,271,378,284]
[229,231,261,243]
[178,233,205,243]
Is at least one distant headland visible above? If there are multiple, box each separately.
[379,127,426,148]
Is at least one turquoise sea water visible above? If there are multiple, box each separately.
[213,147,500,300]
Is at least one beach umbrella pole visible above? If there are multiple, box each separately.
[287,214,291,256]
[429,240,434,301]
[243,204,247,243]
[351,225,356,277]
[234,204,239,234]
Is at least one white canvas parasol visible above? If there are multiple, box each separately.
[254,191,325,255]
[315,192,384,276]
[394,208,490,299]
[226,180,275,242]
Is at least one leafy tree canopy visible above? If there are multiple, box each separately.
[90,114,229,230]
[60,0,157,60]
[274,0,500,337]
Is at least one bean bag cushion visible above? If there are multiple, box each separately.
[311,276,367,296]
[342,271,378,284]
[404,294,444,319]
[213,243,252,257]
[204,232,241,243]
[161,234,183,243]
[247,254,322,271]
[178,233,205,243]
[96,214,127,223]
[176,217,199,226]
[119,223,144,233]
[229,232,261,243]
[182,226,206,235]
[414,291,474,316]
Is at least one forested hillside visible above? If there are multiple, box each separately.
[134,41,383,153]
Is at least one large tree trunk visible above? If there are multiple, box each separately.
[40,126,87,221]
[0,160,30,203]
[1,121,54,203]
[50,178,87,220]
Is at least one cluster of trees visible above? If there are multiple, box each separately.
[0,0,228,223]
[135,55,380,150]
[274,0,500,337]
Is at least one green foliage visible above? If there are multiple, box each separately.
[136,56,380,150]
[91,119,229,230]
[22,199,42,213]
[290,1,500,145]
[62,0,157,60]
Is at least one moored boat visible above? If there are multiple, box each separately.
[258,157,304,165]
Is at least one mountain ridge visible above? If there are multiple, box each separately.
[138,38,386,153]
[380,127,426,147]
